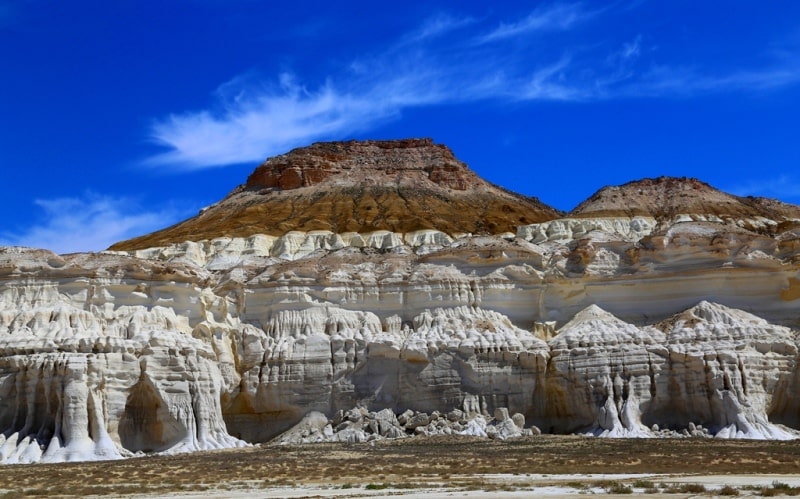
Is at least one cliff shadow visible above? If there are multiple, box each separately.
[118,373,187,453]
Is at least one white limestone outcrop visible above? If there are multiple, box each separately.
[1,208,800,463]
[545,304,662,437]
[107,215,800,328]
[217,302,549,442]
[109,229,457,267]
[0,249,246,464]
[516,216,657,244]
[653,301,798,439]
[543,302,799,440]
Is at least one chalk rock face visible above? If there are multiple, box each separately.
[543,302,799,439]
[220,302,549,442]
[545,305,663,437]
[3,141,800,463]
[650,301,798,439]
[516,216,658,244]
[0,249,246,464]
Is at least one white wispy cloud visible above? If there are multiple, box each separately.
[0,195,190,254]
[699,66,800,92]
[477,2,589,43]
[145,3,800,170]
[148,81,370,168]
[621,35,642,60]
[625,63,800,97]
[520,57,584,100]
[146,63,450,169]
[400,12,475,44]
[145,5,590,170]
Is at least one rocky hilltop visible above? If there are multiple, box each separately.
[112,139,560,250]
[573,176,800,222]
[2,139,800,464]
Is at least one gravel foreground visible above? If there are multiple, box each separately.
[2,436,800,497]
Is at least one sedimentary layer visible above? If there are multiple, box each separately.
[3,205,800,463]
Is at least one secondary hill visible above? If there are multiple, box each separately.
[570,176,800,220]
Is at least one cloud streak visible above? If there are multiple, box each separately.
[146,65,450,169]
[0,195,190,254]
[476,2,591,43]
[146,2,800,170]
[148,82,374,168]
[145,5,591,170]
[622,63,800,97]
[400,12,475,45]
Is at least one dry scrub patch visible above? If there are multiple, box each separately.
[1,436,800,496]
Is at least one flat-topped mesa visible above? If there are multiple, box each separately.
[246,138,480,191]
[571,176,800,221]
[110,139,561,251]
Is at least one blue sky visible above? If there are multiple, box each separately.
[2,1,800,253]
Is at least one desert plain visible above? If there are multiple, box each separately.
[2,436,800,498]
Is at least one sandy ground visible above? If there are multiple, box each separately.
[3,437,800,497]
[136,474,800,498]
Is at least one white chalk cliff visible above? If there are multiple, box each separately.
[2,139,800,463]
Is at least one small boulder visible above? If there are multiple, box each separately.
[397,409,414,426]
[383,426,405,439]
[405,412,430,429]
[493,407,510,422]
[334,421,353,432]
[446,409,464,422]
[332,428,368,443]
[345,408,362,423]
[366,419,379,435]
[373,408,401,437]
[494,418,522,440]
[332,409,346,426]
[460,416,488,437]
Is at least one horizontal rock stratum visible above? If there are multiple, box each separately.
[2,138,800,463]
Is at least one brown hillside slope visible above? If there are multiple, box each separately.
[570,176,800,221]
[111,139,561,250]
